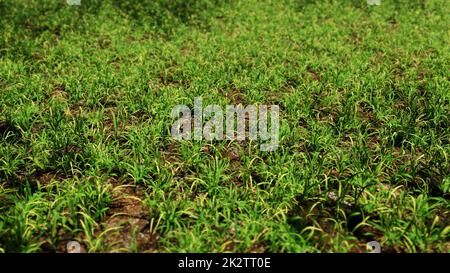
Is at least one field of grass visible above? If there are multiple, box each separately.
[0,0,449,253]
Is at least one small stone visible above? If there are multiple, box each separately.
[367,241,381,253]
[66,241,81,253]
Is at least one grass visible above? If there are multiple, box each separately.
[0,0,449,253]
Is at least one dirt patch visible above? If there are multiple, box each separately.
[288,194,387,252]
[221,82,246,105]
[102,179,159,252]
[180,46,189,56]
[221,141,252,188]
[50,83,68,102]
[160,142,182,165]
[306,66,320,82]
[36,171,60,186]
[223,142,247,170]
[0,120,20,141]
[347,31,362,46]
[357,101,375,123]
[389,18,398,30]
